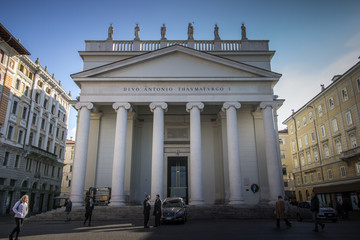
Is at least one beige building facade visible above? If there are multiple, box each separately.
[283,61,360,210]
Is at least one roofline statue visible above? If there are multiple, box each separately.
[161,24,166,40]
[134,24,140,40]
[107,24,114,40]
[187,23,194,41]
[214,24,220,41]
[241,23,248,40]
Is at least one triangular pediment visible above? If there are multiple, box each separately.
[72,45,281,81]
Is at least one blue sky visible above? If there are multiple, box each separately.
[1,0,360,138]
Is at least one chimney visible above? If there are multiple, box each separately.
[291,109,295,115]
[320,84,325,91]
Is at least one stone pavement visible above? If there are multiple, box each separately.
[0,215,359,240]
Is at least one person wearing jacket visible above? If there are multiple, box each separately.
[84,197,95,226]
[311,191,325,232]
[9,195,29,240]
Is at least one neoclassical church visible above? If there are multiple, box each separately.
[70,23,284,206]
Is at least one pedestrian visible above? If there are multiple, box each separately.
[84,197,95,226]
[275,195,292,228]
[64,198,72,222]
[153,194,162,227]
[336,200,343,219]
[143,194,151,228]
[9,194,29,240]
[310,191,325,232]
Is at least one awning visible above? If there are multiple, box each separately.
[313,181,360,194]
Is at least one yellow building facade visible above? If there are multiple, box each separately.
[283,61,360,210]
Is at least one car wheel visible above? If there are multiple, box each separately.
[296,214,302,222]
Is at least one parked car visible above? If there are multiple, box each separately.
[296,201,337,222]
[161,197,188,224]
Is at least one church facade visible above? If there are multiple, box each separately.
[70,24,284,206]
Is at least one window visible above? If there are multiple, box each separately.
[328,97,335,110]
[22,107,27,119]
[357,78,360,92]
[294,156,299,168]
[51,166,55,177]
[345,111,353,126]
[314,148,319,162]
[62,114,66,122]
[317,172,322,181]
[37,80,43,87]
[3,152,10,166]
[43,99,48,109]
[296,176,300,185]
[318,105,323,117]
[32,113,37,125]
[304,135,309,146]
[304,175,307,184]
[279,138,284,145]
[327,169,333,180]
[302,116,307,126]
[297,120,301,130]
[51,105,55,114]
[356,162,360,175]
[292,140,296,152]
[56,128,59,138]
[340,166,346,178]
[306,151,312,164]
[282,166,287,175]
[310,173,314,183]
[35,93,40,103]
[12,101,18,114]
[15,79,21,90]
[323,144,330,158]
[7,125,13,139]
[49,124,53,134]
[309,111,313,122]
[290,125,294,134]
[59,148,63,159]
[335,139,342,154]
[300,154,305,166]
[14,155,20,168]
[0,49,5,64]
[349,133,357,148]
[332,118,338,132]
[311,132,316,142]
[70,165,73,172]
[38,137,42,149]
[24,86,29,96]
[61,131,65,141]
[68,180,71,187]
[320,125,326,138]
[280,150,285,159]
[298,138,302,149]
[341,88,348,101]
[57,168,61,178]
[18,130,23,144]
[41,118,45,130]
[25,158,32,171]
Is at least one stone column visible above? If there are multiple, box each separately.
[186,102,205,205]
[70,102,93,206]
[110,102,132,206]
[222,102,244,204]
[260,102,284,201]
[150,102,168,199]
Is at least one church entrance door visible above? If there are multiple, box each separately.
[167,157,188,204]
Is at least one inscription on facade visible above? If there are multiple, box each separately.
[123,86,228,93]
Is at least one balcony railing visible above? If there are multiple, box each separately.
[24,145,57,161]
[340,146,360,161]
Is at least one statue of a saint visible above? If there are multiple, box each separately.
[241,23,248,40]
[134,24,140,40]
[161,24,166,39]
[108,24,114,40]
[187,23,194,40]
[214,24,220,40]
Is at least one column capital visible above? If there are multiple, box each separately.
[75,102,93,111]
[259,101,279,109]
[186,102,204,112]
[149,102,168,112]
[222,102,241,111]
[112,102,132,111]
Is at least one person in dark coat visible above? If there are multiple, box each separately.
[275,195,291,228]
[153,194,162,227]
[311,191,325,232]
[143,194,151,228]
[64,199,72,222]
[84,197,95,226]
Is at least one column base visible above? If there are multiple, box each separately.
[189,199,205,205]
[70,194,85,206]
[109,200,126,206]
[228,199,245,205]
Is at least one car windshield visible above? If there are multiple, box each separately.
[163,200,182,208]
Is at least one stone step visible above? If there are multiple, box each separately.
[27,204,281,222]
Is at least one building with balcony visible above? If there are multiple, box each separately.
[283,61,360,211]
[70,23,284,206]
[0,23,72,215]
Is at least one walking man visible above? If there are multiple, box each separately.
[275,195,292,228]
[153,194,162,227]
[311,191,325,232]
[64,198,72,222]
[84,197,95,226]
[143,194,151,228]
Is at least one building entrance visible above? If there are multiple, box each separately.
[167,157,188,204]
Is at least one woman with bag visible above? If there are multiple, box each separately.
[9,194,29,240]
